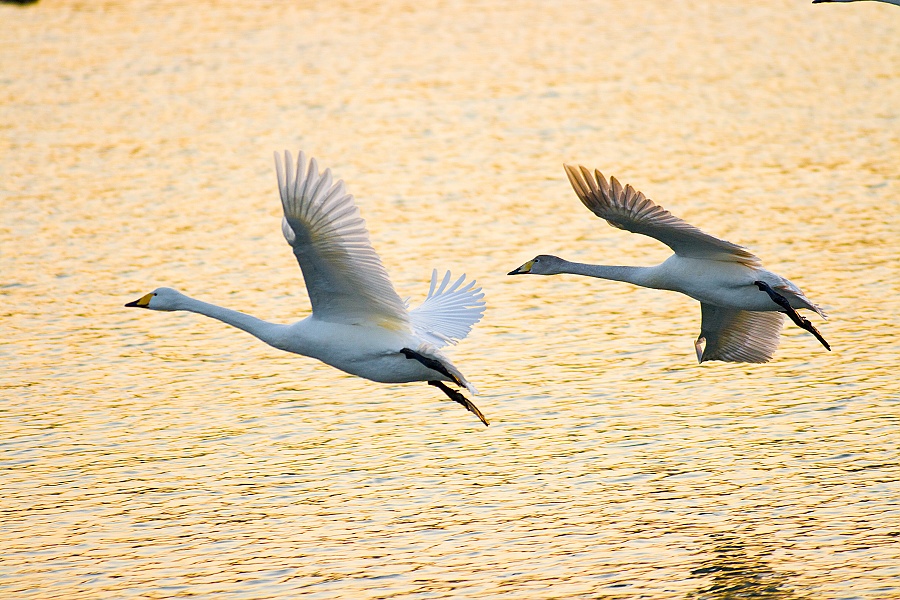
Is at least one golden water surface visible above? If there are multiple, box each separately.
[2,0,899,597]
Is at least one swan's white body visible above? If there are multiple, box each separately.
[509,165,828,364]
[127,151,487,424]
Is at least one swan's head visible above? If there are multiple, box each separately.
[508,255,565,276]
[125,287,185,311]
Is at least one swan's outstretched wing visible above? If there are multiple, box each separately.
[274,151,410,328]
[696,304,785,363]
[408,270,486,347]
[564,165,762,267]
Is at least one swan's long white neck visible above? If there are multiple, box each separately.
[553,259,658,288]
[175,294,289,350]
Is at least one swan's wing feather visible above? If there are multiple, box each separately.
[564,165,762,267]
[408,270,486,347]
[698,304,785,363]
[275,151,409,327]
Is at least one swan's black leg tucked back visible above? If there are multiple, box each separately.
[754,281,831,351]
[400,347,465,387]
[428,381,490,427]
[399,347,489,426]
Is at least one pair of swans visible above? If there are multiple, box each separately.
[128,152,829,426]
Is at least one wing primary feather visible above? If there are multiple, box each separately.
[427,268,439,298]
[450,273,468,294]
[564,165,588,201]
[581,165,599,197]
[623,184,635,210]
[274,152,285,199]
[437,270,452,296]
[308,168,333,205]
[295,153,313,202]
[609,176,624,205]
[594,169,611,198]
[285,151,296,202]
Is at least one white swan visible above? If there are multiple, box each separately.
[127,151,489,426]
[509,165,830,364]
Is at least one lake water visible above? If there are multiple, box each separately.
[2,0,899,598]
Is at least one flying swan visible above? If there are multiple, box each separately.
[127,151,489,426]
[509,165,830,364]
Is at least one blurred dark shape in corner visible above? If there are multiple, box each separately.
[2,0,40,4]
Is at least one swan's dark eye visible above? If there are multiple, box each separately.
[534,257,541,263]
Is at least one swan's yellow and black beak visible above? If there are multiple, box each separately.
[508,259,534,276]
[125,292,154,308]
[694,336,706,363]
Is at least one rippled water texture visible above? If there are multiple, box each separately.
[2,1,899,597]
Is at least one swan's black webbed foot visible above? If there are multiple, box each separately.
[400,347,465,387]
[754,281,831,351]
[428,381,490,427]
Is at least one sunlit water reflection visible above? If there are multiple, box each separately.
[2,1,899,598]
